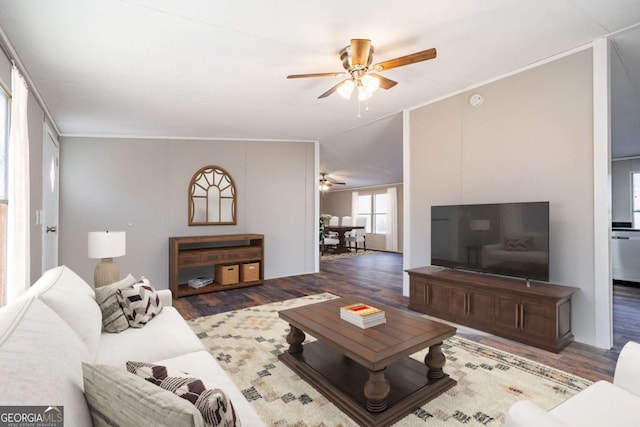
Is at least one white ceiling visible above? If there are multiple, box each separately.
[0,0,639,188]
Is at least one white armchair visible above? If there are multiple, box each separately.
[505,340,640,427]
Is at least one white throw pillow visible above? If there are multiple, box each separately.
[95,274,138,333]
[82,363,204,427]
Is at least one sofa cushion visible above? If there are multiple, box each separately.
[0,296,93,427]
[127,361,240,427]
[504,236,533,251]
[96,306,205,366]
[157,351,266,427]
[82,363,205,427]
[116,278,163,328]
[550,380,640,426]
[24,265,102,356]
[95,273,138,333]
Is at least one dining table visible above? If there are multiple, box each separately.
[324,225,365,253]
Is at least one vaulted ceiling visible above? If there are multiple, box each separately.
[0,1,638,188]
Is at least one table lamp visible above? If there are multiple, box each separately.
[469,219,490,246]
[88,231,126,287]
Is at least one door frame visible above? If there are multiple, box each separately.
[41,121,59,273]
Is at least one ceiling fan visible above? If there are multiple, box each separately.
[319,173,345,192]
[287,39,437,100]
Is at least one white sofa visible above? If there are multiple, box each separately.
[0,265,265,426]
[505,340,640,427]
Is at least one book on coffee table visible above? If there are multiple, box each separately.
[340,303,386,329]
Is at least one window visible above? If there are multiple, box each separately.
[357,191,388,234]
[0,85,9,306]
[633,172,640,228]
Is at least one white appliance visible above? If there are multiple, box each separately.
[612,229,640,283]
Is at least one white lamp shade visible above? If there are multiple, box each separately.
[469,220,491,231]
[88,231,126,259]
[337,79,355,99]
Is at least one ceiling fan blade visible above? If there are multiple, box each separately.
[287,72,345,79]
[318,79,349,99]
[330,181,346,185]
[369,73,398,90]
[350,39,372,67]
[372,48,437,72]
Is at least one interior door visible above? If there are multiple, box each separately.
[42,122,59,272]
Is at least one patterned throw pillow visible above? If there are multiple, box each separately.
[95,274,138,333]
[83,363,204,426]
[126,361,240,427]
[116,278,163,328]
[504,236,532,252]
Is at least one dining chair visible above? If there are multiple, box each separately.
[325,216,340,239]
[321,235,340,255]
[346,216,367,252]
[341,216,352,227]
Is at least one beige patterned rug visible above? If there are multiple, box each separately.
[188,293,591,426]
[321,250,378,260]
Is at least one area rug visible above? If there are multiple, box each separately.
[321,250,378,261]
[188,293,591,426]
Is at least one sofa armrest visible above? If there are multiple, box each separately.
[613,340,640,396]
[505,401,568,427]
[157,289,173,307]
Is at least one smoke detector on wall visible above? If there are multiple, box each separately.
[469,93,484,107]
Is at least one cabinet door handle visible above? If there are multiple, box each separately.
[515,304,519,328]
[466,294,471,315]
[426,286,430,305]
[520,304,524,329]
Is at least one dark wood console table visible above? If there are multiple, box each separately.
[169,234,264,298]
[406,266,578,353]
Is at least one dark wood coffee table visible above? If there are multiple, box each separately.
[278,297,457,427]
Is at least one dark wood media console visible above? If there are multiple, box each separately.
[406,266,578,353]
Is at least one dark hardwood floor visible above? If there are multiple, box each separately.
[173,252,640,383]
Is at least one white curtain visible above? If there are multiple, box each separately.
[386,187,398,252]
[351,191,359,225]
[6,65,30,303]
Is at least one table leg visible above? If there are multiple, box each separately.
[425,342,446,380]
[286,325,305,354]
[364,368,390,413]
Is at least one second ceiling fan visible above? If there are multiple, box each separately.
[319,173,345,192]
[287,39,437,100]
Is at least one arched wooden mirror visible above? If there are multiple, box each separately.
[188,165,237,225]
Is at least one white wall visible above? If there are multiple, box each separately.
[406,49,600,345]
[612,158,640,224]
[59,137,316,288]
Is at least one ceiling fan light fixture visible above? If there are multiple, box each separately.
[337,79,355,99]
[357,84,372,101]
[361,74,380,93]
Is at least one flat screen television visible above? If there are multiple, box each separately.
[431,201,549,281]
